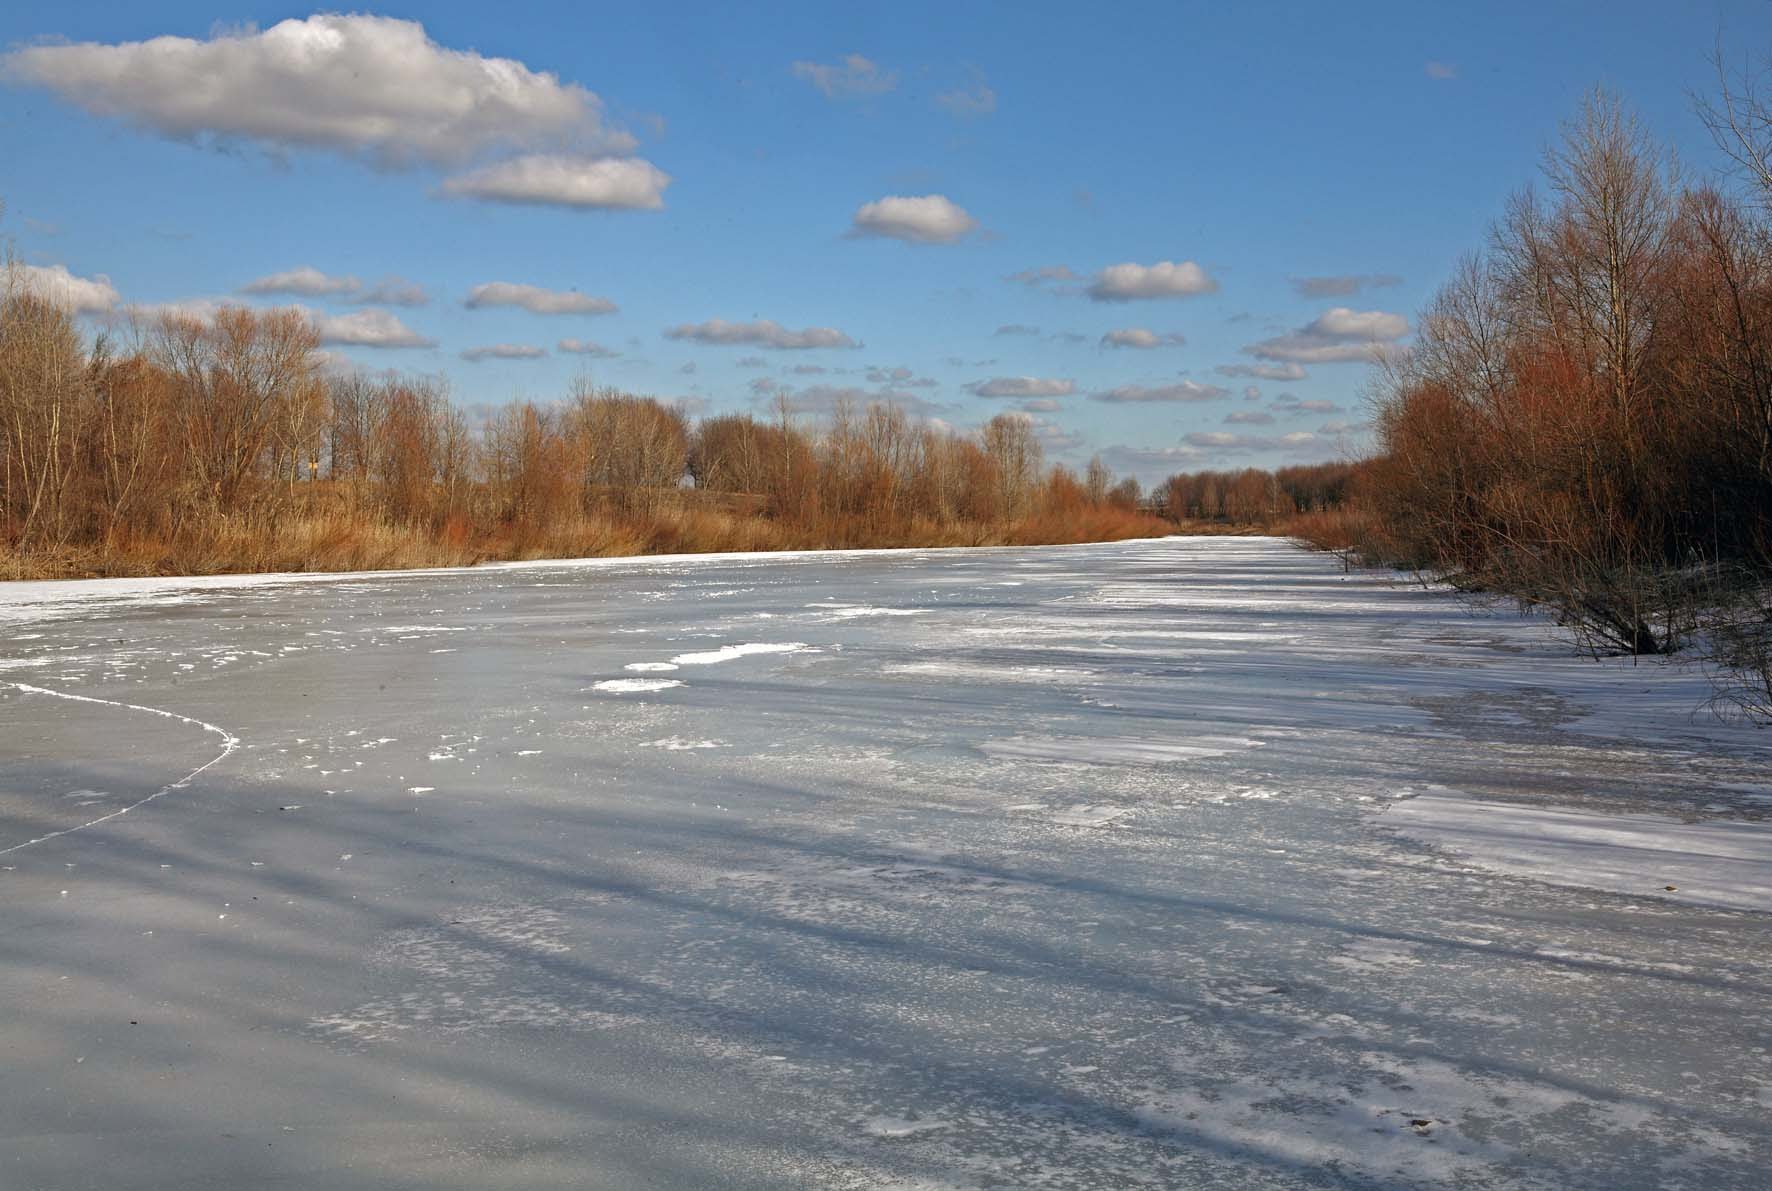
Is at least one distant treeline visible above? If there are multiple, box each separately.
[0,296,1168,579]
[1153,84,1771,720]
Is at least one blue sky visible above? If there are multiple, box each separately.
[2,1,1768,483]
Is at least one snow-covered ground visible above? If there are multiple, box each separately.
[1,537,1768,1189]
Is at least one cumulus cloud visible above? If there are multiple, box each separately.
[1215,361,1308,381]
[241,266,360,298]
[664,318,859,351]
[13,263,120,313]
[1224,410,1275,425]
[791,54,898,99]
[1090,380,1227,403]
[850,194,978,244]
[1289,274,1402,299]
[461,343,546,361]
[1087,260,1217,302]
[1,14,622,167]
[312,309,435,349]
[1244,307,1409,364]
[240,266,429,306]
[558,338,618,357]
[965,376,1076,399]
[440,154,668,210]
[465,281,617,316]
[1100,328,1186,349]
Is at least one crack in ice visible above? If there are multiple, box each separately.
[0,682,240,856]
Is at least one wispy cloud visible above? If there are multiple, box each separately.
[665,318,859,350]
[791,54,898,99]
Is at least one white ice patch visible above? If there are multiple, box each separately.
[806,603,926,619]
[861,1114,951,1139]
[669,642,814,666]
[623,661,680,672]
[591,678,684,693]
[1382,790,1772,913]
[640,737,725,750]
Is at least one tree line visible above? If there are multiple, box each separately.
[1147,81,1772,719]
[0,291,1167,577]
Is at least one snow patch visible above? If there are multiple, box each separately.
[670,642,814,666]
[591,678,684,693]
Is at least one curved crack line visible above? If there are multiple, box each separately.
[1,681,240,857]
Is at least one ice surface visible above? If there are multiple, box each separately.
[1,537,1769,1189]
[1382,788,1772,912]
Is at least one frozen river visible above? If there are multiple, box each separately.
[2,537,1769,1189]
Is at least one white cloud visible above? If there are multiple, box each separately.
[850,194,978,244]
[360,278,429,307]
[1088,260,1217,302]
[1245,306,1409,364]
[460,343,545,361]
[1017,398,1063,413]
[665,318,859,351]
[1100,328,1186,349]
[1182,429,1325,452]
[121,297,232,326]
[241,266,359,298]
[965,376,1076,398]
[1224,410,1274,425]
[1215,361,1308,381]
[466,281,617,316]
[238,267,429,306]
[12,263,119,313]
[313,309,435,349]
[1,14,622,167]
[936,79,996,117]
[866,365,936,387]
[1090,380,1227,403]
[791,54,897,99]
[441,154,669,210]
[558,338,619,357]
